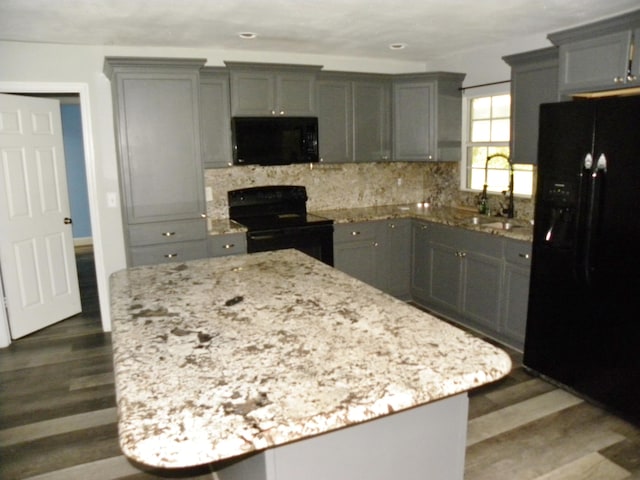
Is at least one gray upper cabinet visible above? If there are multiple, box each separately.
[548,10,640,95]
[226,62,321,116]
[503,47,559,165]
[200,67,233,169]
[353,78,392,162]
[317,77,353,163]
[104,57,208,266]
[392,73,465,162]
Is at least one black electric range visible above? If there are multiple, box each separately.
[228,186,334,266]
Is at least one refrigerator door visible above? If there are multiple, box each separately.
[524,96,640,425]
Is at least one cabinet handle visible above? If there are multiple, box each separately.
[164,253,178,258]
[279,110,285,116]
[455,251,467,258]
[162,232,176,237]
[389,223,396,229]
[201,213,207,218]
[373,242,379,247]
[223,243,235,249]
[628,74,638,82]
[420,225,428,230]
[271,110,276,116]
[518,253,530,259]
[351,231,361,236]
[613,76,624,84]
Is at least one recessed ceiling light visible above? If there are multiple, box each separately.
[389,43,407,50]
[238,32,258,40]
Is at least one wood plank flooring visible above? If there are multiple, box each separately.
[1,251,639,479]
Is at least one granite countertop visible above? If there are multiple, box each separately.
[110,249,512,468]
[208,204,533,242]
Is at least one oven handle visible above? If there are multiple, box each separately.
[248,231,284,241]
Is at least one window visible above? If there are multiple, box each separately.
[462,92,533,196]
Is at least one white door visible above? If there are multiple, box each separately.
[0,93,81,339]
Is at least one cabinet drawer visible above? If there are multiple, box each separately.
[129,240,208,267]
[428,223,504,257]
[504,239,532,266]
[334,222,378,243]
[208,233,247,257]
[128,219,207,246]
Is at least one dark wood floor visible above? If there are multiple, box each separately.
[1,251,639,479]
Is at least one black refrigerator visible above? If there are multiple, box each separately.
[524,95,640,425]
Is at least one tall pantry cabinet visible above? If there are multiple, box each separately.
[104,57,209,266]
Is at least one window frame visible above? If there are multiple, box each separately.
[460,84,517,194]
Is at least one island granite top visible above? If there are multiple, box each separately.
[110,249,512,468]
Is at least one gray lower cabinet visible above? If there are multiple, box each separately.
[334,219,411,299]
[503,47,558,165]
[380,219,411,299]
[208,233,247,258]
[334,222,382,290]
[200,68,233,168]
[413,222,503,330]
[548,11,640,95]
[226,62,321,117]
[501,239,532,350]
[392,73,465,162]
[104,57,209,267]
[411,220,530,348]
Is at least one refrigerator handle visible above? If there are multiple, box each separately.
[582,153,607,284]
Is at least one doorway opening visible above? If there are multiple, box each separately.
[0,82,106,346]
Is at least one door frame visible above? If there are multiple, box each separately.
[0,82,105,347]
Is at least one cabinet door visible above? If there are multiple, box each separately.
[383,219,411,299]
[501,240,532,349]
[504,47,558,165]
[429,240,462,315]
[277,72,316,116]
[353,81,391,162]
[461,251,502,330]
[334,222,380,288]
[317,80,353,163]
[229,71,275,116]
[393,82,434,161]
[558,30,632,93]
[410,221,431,302]
[200,71,233,168]
[115,72,206,223]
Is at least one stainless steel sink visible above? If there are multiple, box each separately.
[480,221,521,231]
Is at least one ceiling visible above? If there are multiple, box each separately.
[1,0,638,63]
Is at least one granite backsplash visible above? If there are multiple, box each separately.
[205,162,534,220]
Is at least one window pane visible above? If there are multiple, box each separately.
[471,120,490,142]
[491,94,511,118]
[491,119,510,142]
[472,97,491,119]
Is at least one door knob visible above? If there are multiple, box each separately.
[64,217,73,224]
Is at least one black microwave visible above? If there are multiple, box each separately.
[231,116,319,166]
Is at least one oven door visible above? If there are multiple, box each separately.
[247,225,334,266]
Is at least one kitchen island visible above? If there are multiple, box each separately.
[110,249,511,479]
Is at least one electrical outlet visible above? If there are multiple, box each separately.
[397,178,403,187]
[205,187,213,202]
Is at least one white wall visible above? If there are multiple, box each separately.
[0,34,553,338]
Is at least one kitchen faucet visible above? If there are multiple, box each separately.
[477,153,515,218]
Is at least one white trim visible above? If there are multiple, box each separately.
[460,87,512,192]
[0,82,109,346]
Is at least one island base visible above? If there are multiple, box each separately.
[216,393,468,480]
